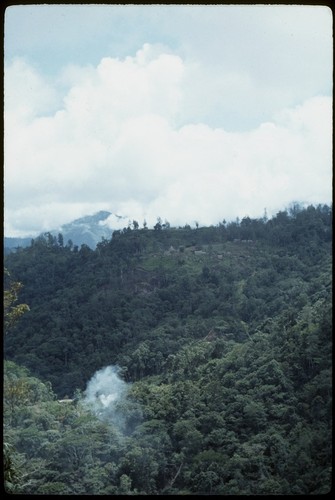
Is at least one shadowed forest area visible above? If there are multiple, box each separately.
[3,203,332,494]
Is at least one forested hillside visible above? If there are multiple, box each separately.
[4,203,332,494]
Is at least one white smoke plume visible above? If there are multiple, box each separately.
[83,365,143,435]
[83,365,129,424]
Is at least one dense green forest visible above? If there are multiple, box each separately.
[3,203,332,494]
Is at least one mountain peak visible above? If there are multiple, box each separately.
[68,211,112,226]
[4,211,125,252]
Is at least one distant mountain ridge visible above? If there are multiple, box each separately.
[4,237,33,253]
[4,211,127,253]
[50,210,114,249]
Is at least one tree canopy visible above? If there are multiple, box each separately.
[3,203,332,494]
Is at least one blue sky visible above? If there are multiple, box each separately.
[4,4,333,236]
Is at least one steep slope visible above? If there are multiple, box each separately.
[4,204,332,495]
[4,204,332,395]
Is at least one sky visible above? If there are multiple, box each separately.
[4,4,333,236]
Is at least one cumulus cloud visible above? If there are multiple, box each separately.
[4,57,60,120]
[4,43,332,236]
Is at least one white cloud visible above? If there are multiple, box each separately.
[4,57,60,120]
[4,43,332,236]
